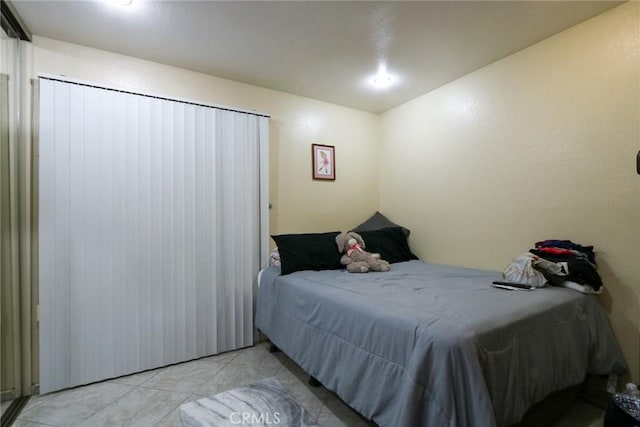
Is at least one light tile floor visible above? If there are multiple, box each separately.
[12,342,604,427]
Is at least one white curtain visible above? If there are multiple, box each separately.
[38,77,269,393]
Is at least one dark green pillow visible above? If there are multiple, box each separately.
[352,211,410,237]
[271,232,343,275]
[356,227,418,264]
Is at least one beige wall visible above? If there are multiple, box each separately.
[31,36,380,236]
[2,26,35,400]
[380,2,640,382]
[1,25,18,400]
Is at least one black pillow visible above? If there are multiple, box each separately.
[355,227,418,264]
[352,211,410,237]
[271,232,343,275]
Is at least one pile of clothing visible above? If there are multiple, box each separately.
[502,239,602,293]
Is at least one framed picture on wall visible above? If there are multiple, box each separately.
[312,144,336,180]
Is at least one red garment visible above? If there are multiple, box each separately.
[537,247,575,256]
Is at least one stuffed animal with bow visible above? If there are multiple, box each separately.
[335,231,390,273]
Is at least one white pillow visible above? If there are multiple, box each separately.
[269,248,281,267]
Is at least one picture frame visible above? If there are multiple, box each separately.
[312,144,336,180]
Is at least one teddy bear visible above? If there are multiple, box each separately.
[335,231,390,273]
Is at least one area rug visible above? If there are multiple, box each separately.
[180,377,318,427]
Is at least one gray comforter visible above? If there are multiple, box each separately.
[255,260,626,427]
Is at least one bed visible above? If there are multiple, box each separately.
[255,259,626,427]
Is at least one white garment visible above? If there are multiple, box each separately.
[561,280,602,294]
[502,253,548,288]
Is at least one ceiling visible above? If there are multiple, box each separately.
[11,0,623,113]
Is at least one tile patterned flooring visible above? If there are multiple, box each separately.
[11,341,604,427]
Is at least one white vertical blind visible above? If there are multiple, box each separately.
[39,77,269,393]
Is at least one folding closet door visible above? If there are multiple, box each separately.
[38,77,268,393]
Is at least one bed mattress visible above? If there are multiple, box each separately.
[255,260,626,427]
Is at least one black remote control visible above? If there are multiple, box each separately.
[492,281,533,290]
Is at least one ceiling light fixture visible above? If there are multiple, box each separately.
[370,65,394,89]
[373,73,392,88]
